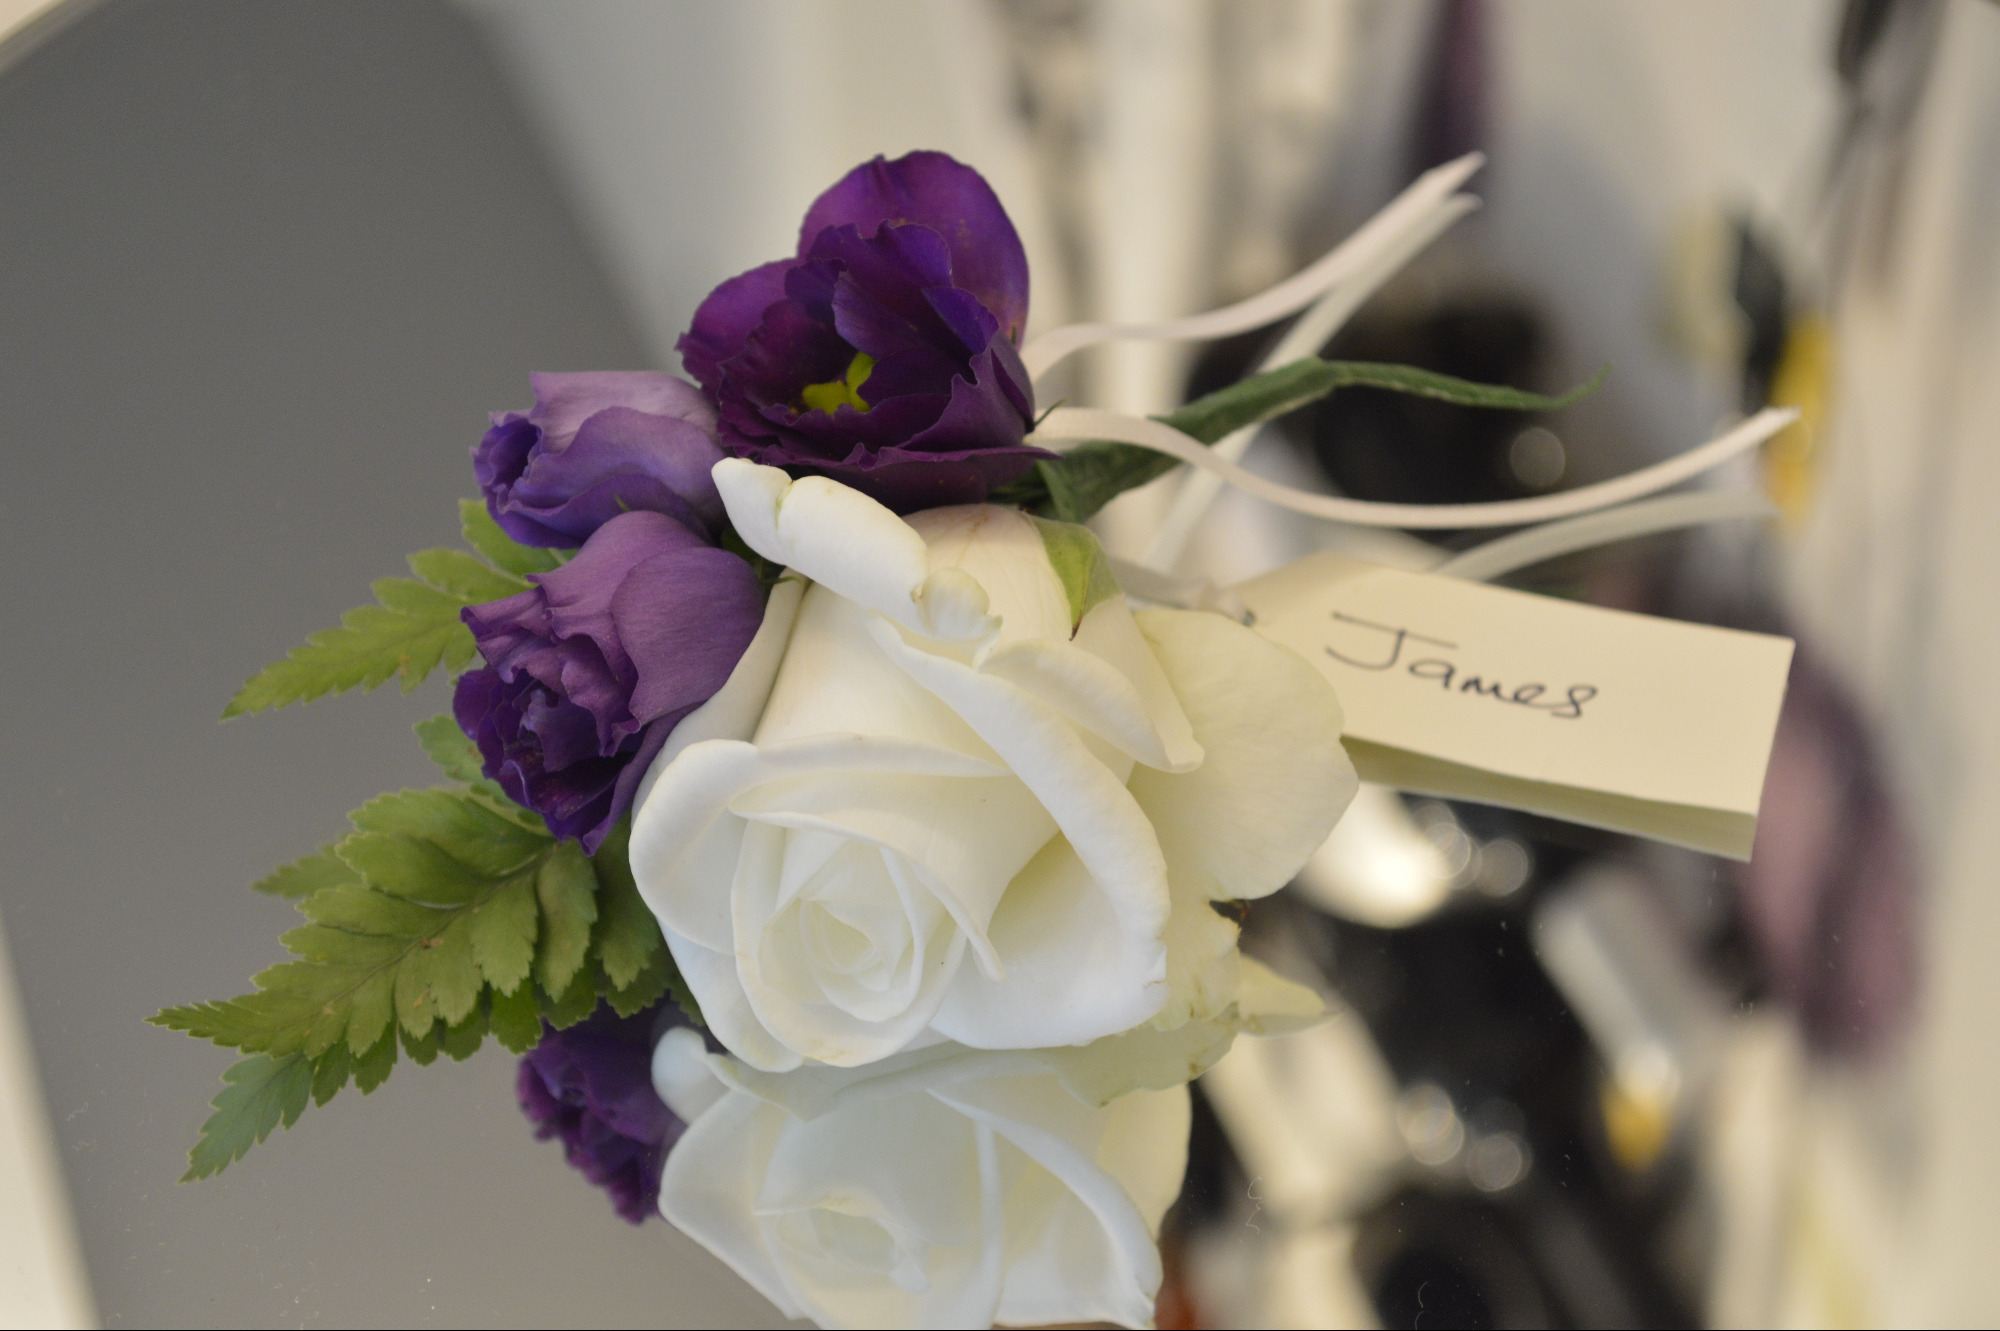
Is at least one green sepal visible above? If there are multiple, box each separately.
[1029,516,1120,631]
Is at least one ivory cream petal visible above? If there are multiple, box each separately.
[938,1075,1182,1331]
[1127,607,1358,901]
[661,924,803,1073]
[630,734,1003,950]
[929,836,1168,1050]
[865,618,1171,945]
[713,459,998,644]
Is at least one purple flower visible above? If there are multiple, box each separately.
[518,1004,684,1224]
[474,372,726,548]
[679,151,1046,512]
[454,508,762,852]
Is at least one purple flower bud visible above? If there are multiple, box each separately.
[518,1004,685,1224]
[474,372,726,548]
[454,508,762,851]
[678,152,1047,512]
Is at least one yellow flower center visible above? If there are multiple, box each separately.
[800,352,876,416]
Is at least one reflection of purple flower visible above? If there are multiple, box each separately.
[1739,650,1917,1055]
[474,372,725,548]
[518,1005,684,1224]
[679,151,1045,512]
[453,509,762,852]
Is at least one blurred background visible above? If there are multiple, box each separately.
[2,0,1995,1325]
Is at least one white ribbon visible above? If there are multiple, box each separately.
[1434,489,1777,582]
[1142,192,1482,566]
[1029,405,1796,531]
[1020,152,1486,381]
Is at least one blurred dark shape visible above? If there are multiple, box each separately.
[1737,646,1919,1055]
[1308,294,1555,509]
[1415,0,1490,172]
[1729,217,1792,412]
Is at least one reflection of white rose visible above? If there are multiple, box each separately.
[630,459,1355,1071]
[652,968,1320,1330]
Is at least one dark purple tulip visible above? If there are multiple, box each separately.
[518,1004,684,1224]
[454,509,762,852]
[678,151,1046,512]
[474,372,726,548]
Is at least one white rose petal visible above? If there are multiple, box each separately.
[655,1030,1186,1331]
[714,458,999,643]
[652,961,1322,1331]
[1129,606,1359,902]
[632,463,1356,1073]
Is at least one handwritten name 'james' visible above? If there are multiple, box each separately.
[1322,611,1599,720]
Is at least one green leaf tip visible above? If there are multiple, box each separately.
[180,1052,315,1182]
[222,502,566,719]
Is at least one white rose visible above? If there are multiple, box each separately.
[629,459,1356,1071]
[652,964,1322,1330]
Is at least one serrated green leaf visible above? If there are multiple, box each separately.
[252,846,355,899]
[407,547,527,603]
[604,948,676,1019]
[411,715,547,833]
[395,914,480,1031]
[348,788,548,876]
[345,971,396,1059]
[310,1044,351,1106]
[351,1032,396,1092]
[414,714,486,785]
[297,882,454,938]
[469,876,539,994]
[338,832,486,907]
[591,822,663,992]
[461,498,563,578]
[370,576,462,618]
[276,925,409,968]
[155,964,376,1059]
[541,960,598,1029]
[401,1020,443,1066]
[163,783,696,1178]
[223,578,476,717]
[488,981,543,1054]
[588,819,696,1022]
[534,842,598,998]
[181,1054,313,1181]
[439,1006,486,1062]
[1023,358,1606,523]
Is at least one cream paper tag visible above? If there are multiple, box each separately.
[1234,552,1795,860]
